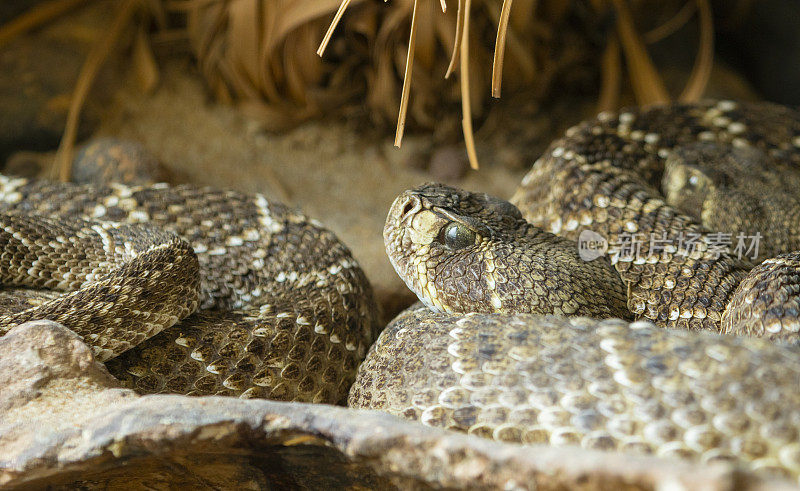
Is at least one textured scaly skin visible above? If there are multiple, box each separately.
[351,307,800,481]
[0,176,379,403]
[354,100,800,482]
[0,214,199,361]
[512,100,800,338]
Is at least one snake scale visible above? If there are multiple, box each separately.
[1,100,799,482]
[0,175,379,403]
[350,100,800,482]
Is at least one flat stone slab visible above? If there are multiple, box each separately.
[1,321,796,490]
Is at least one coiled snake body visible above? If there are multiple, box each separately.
[352,101,800,481]
[0,176,378,403]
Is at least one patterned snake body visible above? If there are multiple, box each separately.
[1,100,799,481]
[0,176,378,403]
[354,101,800,481]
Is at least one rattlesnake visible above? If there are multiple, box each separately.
[0,175,379,403]
[351,100,800,481]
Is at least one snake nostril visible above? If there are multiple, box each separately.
[398,196,420,222]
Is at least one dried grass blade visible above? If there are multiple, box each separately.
[317,0,352,57]
[0,0,88,49]
[53,0,139,182]
[394,0,419,147]
[274,0,352,54]
[165,0,218,11]
[186,1,225,66]
[491,0,513,98]
[679,0,713,102]
[460,0,479,169]
[643,1,696,44]
[597,34,621,112]
[445,0,465,78]
[228,0,261,88]
[611,0,669,105]
[485,0,535,84]
[282,29,314,103]
[415,0,436,68]
[132,25,160,93]
[145,0,168,29]
[440,0,447,12]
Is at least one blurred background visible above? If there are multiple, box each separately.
[0,0,797,319]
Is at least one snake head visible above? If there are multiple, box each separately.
[385,183,524,313]
[384,183,630,318]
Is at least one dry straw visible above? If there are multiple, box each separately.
[0,0,718,177]
[318,0,714,169]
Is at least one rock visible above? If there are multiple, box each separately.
[0,320,135,434]
[429,145,469,181]
[397,142,469,182]
[0,321,794,489]
[4,138,173,184]
[72,138,169,185]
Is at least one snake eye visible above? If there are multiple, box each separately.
[439,222,476,249]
